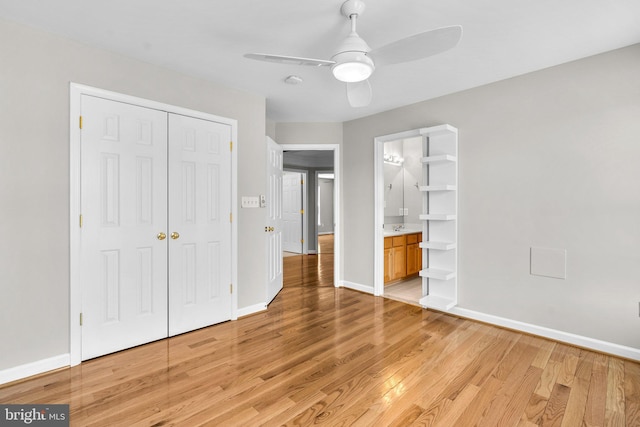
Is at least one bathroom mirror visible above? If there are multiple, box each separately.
[383,137,422,225]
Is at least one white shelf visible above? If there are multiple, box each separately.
[420,241,456,250]
[421,154,456,164]
[419,185,457,192]
[419,124,458,137]
[419,295,456,311]
[419,214,456,221]
[419,268,456,281]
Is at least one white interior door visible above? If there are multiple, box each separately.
[168,114,232,336]
[266,137,283,304]
[80,95,168,360]
[282,172,303,253]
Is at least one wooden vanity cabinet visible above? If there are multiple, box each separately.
[384,232,422,284]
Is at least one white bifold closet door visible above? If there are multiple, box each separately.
[80,96,231,360]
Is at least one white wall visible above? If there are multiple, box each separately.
[343,44,640,350]
[0,18,266,372]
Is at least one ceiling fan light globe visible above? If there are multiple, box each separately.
[331,51,374,83]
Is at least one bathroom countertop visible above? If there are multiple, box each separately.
[383,228,422,237]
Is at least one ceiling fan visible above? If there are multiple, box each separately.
[244,0,462,107]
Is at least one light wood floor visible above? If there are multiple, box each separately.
[2,237,639,426]
[283,234,334,288]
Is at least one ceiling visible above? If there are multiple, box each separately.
[1,0,639,123]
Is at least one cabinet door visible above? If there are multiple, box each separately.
[406,243,423,276]
[406,233,423,276]
[392,246,406,280]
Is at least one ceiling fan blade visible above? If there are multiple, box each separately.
[369,25,462,67]
[244,53,334,67]
[346,80,372,107]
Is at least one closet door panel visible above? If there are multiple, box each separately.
[168,114,232,336]
[80,95,168,360]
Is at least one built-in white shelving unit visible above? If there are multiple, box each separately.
[418,124,458,311]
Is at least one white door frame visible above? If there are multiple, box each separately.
[374,129,424,297]
[69,83,238,366]
[279,144,341,287]
[283,168,308,254]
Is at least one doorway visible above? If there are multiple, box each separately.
[280,145,340,288]
[374,129,426,303]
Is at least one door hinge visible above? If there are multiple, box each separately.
[230,141,233,151]
[79,313,83,326]
[301,239,304,243]
[79,214,83,228]
[79,115,83,129]
[230,212,233,223]
[301,179,304,185]
[230,284,233,294]
[300,209,304,215]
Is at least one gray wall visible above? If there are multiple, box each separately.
[343,44,640,350]
[0,18,266,371]
[318,178,334,234]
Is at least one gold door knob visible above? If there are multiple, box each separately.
[171,232,180,240]
[157,232,167,240]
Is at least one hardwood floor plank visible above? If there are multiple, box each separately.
[1,241,639,426]
[560,377,590,427]
[535,359,562,399]
[520,392,549,426]
[478,352,542,427]
[583,353,609,427]
[540,382,571,426]
[452,376,504,427]
[605,357,626,427]
[624,360,640,427]
[416,383,479,426]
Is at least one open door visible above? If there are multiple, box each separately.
[282,171,304,253]
[266,137,283,304]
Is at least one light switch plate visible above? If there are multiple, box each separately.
[241,196,260,208]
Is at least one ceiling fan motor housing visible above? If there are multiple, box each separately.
[331,20,374,83]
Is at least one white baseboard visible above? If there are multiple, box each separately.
[0,354,70,385]
[449,307,640,362]
[237,302,267,318]
[340,281,374,295]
